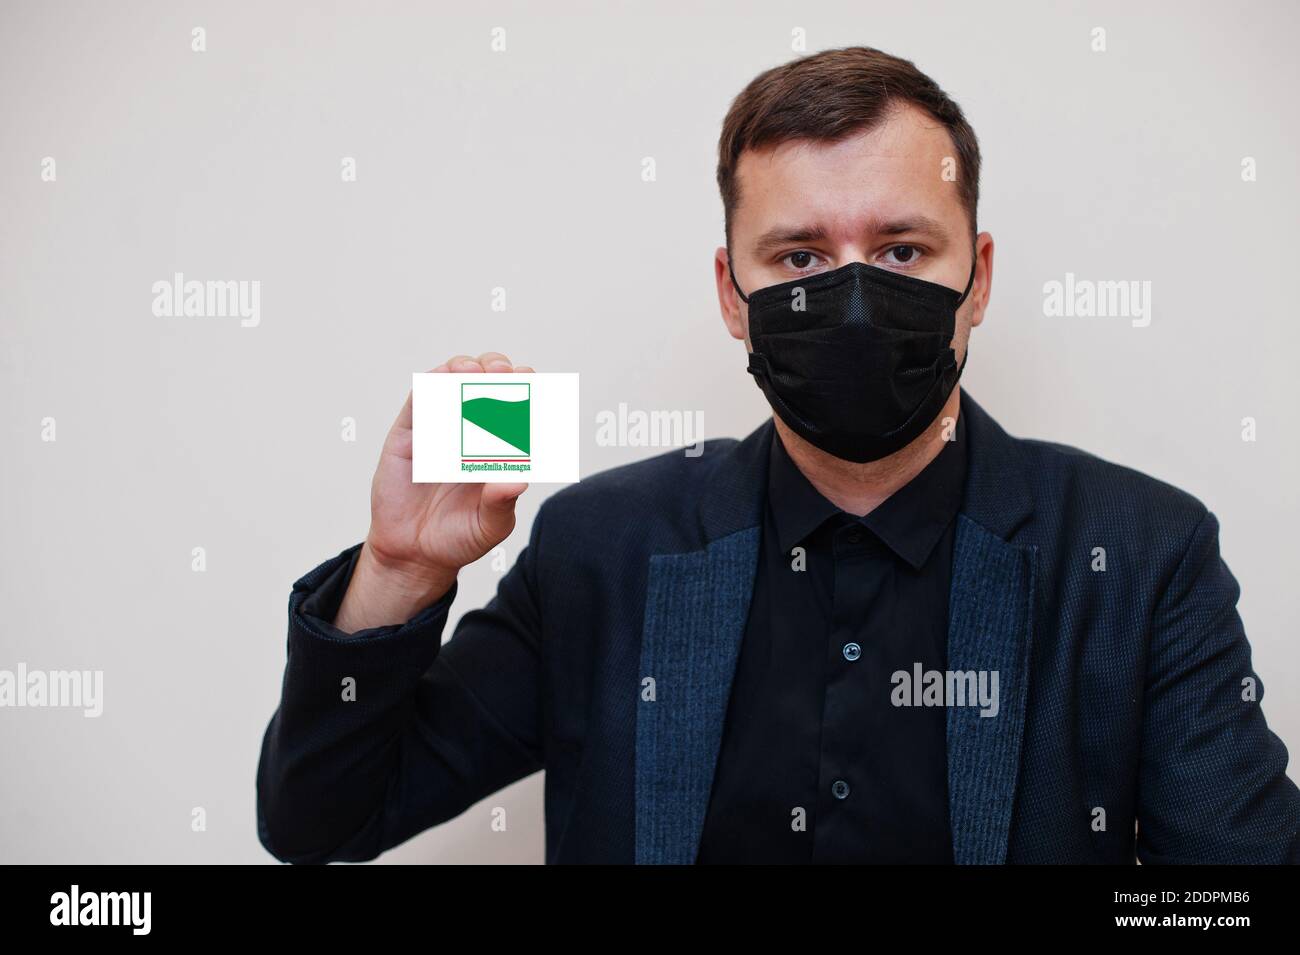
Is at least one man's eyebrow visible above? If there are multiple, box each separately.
[752,225,829,254]
[876,215,949,240]
[751,216,950,254]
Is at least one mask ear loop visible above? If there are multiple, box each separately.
[954,250,977,308]
[727,253,751,305]
[949,249,978,386]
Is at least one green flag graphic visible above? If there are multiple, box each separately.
[461,383,530,456]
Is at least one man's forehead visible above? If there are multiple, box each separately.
[732,104,963,233]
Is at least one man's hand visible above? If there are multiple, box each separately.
[333,353,532,633]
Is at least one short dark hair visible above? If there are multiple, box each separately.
[717,47,980,249]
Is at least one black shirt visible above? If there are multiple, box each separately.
[695,413,968,863]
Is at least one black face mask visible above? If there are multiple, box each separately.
[729,253,976,463]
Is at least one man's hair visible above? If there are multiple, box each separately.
[717,46,980,250]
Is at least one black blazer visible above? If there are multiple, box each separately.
[256,390,1300,863]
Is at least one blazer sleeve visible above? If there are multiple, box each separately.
[1136,508,1300,863]
[255,508,547,865]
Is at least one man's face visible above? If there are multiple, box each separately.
[716,102,991,366]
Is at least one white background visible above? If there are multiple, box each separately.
[1,0,1296,863]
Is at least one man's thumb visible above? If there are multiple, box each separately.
[478,483,527,530]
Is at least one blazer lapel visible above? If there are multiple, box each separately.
[635,526,761,864]
[947,390,1039,864]
[946,515,1037,863]
[634,421,772,865]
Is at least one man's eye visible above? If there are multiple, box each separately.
[884,245,921,265]
[782,250,821,270]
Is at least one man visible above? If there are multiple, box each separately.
[256,47,1299,864]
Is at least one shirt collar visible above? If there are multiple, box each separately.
[768,430,842,555]
[768,412,969,570]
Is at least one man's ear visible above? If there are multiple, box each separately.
[968,232,994,329]
[715,246,748,342]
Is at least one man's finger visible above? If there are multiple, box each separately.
[478,483,527,539]
[477,351,513,369]
[393,390,414,432]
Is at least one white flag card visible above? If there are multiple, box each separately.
[411,372,580,483]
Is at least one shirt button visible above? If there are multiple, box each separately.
[842,642,862,662]
[846,528,864,544]
[831,779,851,800]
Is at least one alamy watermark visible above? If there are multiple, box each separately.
[50,885,150,935]
[152,272,260,327]
[1042,272,1151,328]
[891,663,999,717]
[0,664,103,717]
[595,403,704,456]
